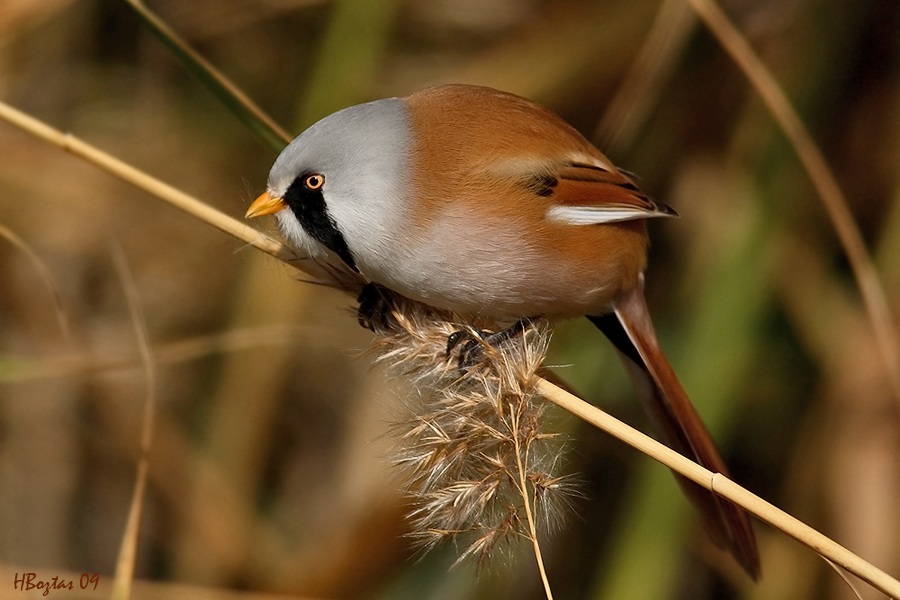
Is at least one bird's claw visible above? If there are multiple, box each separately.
[446,329,488,371]
[357,283,399,333]
[445,317,536,373]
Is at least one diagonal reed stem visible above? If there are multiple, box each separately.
[0,101,298,269]
[535,379,900,597]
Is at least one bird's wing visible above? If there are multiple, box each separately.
[543,162,677,224]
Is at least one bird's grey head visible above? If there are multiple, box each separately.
[266,97,412,275]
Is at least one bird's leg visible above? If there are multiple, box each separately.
[447,317,536,371]
[356,283,401,333]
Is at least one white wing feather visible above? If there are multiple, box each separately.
[546,204,675,225]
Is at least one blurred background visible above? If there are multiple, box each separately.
[1,0,899,599]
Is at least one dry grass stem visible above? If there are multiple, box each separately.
[373,297,571,593]
[823,558,866,600]
[0,325,316,383]
[0,222,70,341]
[510,401,557,600]
[110,247,157,600]
[594,0,695,152]
[686,0,900,402]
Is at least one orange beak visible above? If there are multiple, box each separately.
[245,191,287,218]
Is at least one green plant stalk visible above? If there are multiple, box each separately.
[122,0,291,152]
[296,0,402,125]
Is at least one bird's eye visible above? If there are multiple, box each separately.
[304,174,325,190]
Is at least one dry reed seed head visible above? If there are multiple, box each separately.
[372,298,577,567]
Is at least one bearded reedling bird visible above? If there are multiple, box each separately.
[245,84,760,578]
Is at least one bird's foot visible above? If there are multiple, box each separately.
[357,283,400,333]
[446,317,535,372]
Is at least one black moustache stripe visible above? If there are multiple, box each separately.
[283,176,359,273]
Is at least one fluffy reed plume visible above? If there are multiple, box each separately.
[370,293,576,569]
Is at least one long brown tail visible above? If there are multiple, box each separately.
[588,283,760,579]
